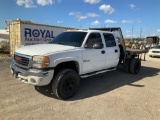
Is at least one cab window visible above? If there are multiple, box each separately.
[85,33,102,48]
[103,33,116,47]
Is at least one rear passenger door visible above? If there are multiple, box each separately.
[103,33,120,68]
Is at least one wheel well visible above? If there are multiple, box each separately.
[54,61,79,76]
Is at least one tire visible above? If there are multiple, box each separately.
[124,59,130,73]
[130,58,141,74]
[118,44,125,64]
[52,69,80,100]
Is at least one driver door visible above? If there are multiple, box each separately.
[81,33,106,74]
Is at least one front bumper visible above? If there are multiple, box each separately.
[10,60,54,86]
[148,52,160,57]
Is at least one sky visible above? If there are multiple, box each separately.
[0,0,160,38]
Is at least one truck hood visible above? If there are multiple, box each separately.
[15,44,76,56]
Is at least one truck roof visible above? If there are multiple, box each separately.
[67,29,113,34]
[67,27,124,35]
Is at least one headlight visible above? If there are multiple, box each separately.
[32,56,50,68]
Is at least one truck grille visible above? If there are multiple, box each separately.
[152,51,160,53]
[14,54,31,67]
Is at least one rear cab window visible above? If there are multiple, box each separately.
[103,33,116,47]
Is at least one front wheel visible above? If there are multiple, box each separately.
[52,69,80,100]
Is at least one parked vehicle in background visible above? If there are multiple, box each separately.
[145,36,159,49]
[148,45,160,57]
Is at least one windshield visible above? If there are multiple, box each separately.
[153,45,160,49]
[50,31,87,47]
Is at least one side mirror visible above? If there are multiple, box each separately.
[93,42,104,49]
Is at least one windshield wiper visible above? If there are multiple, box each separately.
[57,42,67,45]
[49,41,66,45]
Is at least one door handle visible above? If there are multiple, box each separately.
[101,50,105,54]
[115,49,118,53]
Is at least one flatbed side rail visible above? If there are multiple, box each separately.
[126,48,148,61]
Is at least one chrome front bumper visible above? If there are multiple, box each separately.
[10,60,54,86]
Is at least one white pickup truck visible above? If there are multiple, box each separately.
[10,27,145,99]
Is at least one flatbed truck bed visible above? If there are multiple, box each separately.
[126,48,148,54]
[126,48,148,61]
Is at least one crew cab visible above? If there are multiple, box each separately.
[10,28,144,99]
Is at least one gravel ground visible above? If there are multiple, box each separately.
[0,54,160,120]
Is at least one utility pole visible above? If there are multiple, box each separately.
[131,25,134,42]
[140,28,142,38]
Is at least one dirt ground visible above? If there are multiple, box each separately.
[0,54,160,120]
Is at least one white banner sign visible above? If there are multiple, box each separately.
[21,24,66,45]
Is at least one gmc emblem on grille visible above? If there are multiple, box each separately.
[16,57,22,62]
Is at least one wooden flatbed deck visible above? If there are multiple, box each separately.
[126,48,148,60]
[126,48,148,54]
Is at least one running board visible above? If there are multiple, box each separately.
[80,67,116,78]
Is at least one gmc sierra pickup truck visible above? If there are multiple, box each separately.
[10,27,147,100]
